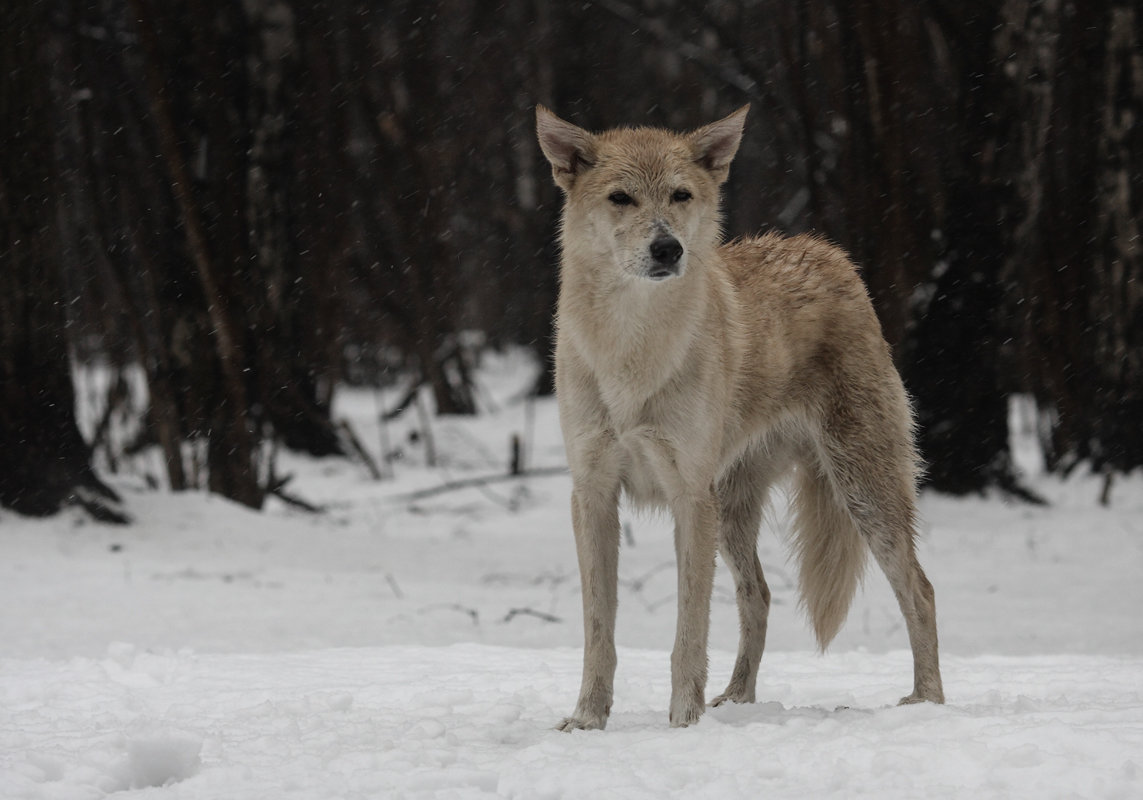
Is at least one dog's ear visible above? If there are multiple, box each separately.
[536,105,596,192]
[690,105,749,182]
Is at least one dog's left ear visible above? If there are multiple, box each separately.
[536,105,597,192]
[690,105,749,182]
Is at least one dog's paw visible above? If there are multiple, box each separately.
[554,713,606,732]
[898,689,945,706]
[710,687,755,707]
[669,693,706,728]
[708,685,754,704]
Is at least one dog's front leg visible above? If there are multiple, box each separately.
[669,489,719,727]
[556,482,621,731]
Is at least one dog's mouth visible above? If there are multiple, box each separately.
[644,264,682,281]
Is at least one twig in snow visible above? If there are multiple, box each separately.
[1100,470,1114,507]
[90,369,129,473]
[502,608,562,624]
[393,465,568,503]
[468,480,528,512]
[71,484,131,525]
[414,390,438,468]
[381,378,423,421]
[524,393,536,475]
[267,473,325,513]
[417,603,479,626]
[270,486,324,513]
[510,434,523,476]
[337,419,383,480]
[385,573,403,599]
[619,561,674,593]
[481,570,573,588]
[996,472,1049,506]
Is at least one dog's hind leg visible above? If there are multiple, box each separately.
[873,537,944,705]
[855,492,944,705]
[818,410,944,705]
[857,507,943,705]
[711,453,777,706]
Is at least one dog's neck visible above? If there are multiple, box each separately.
[558,248,718,409]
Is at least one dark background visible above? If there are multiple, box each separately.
[2,0,1140,518]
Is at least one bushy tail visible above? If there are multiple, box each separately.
[790,465,866,650]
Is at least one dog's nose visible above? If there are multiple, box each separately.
[650,236,683,266]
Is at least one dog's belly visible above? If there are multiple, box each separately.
[613,416,804,512]
[614,428,676,509]
[618,464,667,509]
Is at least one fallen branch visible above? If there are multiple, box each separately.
[502,608,562,624]
[393,465,568,503]
[381,378,423,421]
[72,484,131,525]
[270,486,324,513]
[1099,470,1114,507]
[996,472,1049,506]
[89,371,130,470]
[417,603,479,626]
[337,419,383,480]
[385,573,403,599]
[267,473,325,513]
[413,391,438,468]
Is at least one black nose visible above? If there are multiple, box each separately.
[649,236,683,265]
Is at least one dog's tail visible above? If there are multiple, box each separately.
[789,465,867,650]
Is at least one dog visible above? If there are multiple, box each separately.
[536,104,944,730]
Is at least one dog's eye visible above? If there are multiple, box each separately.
[672,189,693,203]
[608,191,634,206]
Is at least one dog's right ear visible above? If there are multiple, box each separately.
[690,105,749,184]
[536,106,596,192]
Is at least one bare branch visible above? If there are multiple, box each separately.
[394,466,569,503]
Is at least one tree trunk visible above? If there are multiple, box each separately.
[842,0,924,353]
[905,3,1030,497]
[247,0,344,455]
[1004,0,1143,476]
[1087,2,1143,473]
[910,184,1022,495]
[0,1,125,522]
[130,0,265,508]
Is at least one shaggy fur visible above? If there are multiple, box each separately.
[537,105,944,730]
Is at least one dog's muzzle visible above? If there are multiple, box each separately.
[647,235,684,280]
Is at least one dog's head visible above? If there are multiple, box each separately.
[536,105,747,283]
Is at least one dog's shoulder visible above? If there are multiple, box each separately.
[720,230,855,274]
[718,231,867,301]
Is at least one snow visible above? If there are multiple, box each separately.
[3,349,1143,798]
[5,646,1142,799]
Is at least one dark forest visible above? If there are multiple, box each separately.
[2,0,1140,517]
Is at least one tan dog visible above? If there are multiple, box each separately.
[536,105,944,730]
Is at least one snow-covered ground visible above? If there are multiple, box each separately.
[3,350,1143,798]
